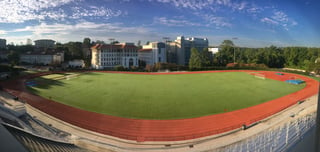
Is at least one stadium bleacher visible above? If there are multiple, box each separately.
[2,123,88,152]
[0,90,89,152]
[217,112,316,152]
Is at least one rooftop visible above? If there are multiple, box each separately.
[138,48,152,52]
[91,43,137,50]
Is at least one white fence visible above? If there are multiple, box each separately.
[216,112,316,152]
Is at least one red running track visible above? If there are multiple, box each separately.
[1,70,318,142]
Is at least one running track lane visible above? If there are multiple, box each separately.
[1,70,318,142]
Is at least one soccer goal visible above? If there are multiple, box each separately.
[254,73,266,80]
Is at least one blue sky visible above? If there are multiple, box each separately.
[0,0,319,47]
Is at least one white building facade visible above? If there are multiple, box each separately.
[91,43,138,69]
[68,59,85,68]
[208,47,220,55]
[138,42,166,65]
[20,51,64,65]
[34,39,55,48]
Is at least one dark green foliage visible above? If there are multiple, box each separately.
[111,41,120,44]
[95,40,105,44]
[82,38,91,48]
[189,48,202,70]
[220,40,235,47]
[64,42,83,60]
[114,65,125,71]
[0,65,11,72]
[6,45,34,54]
[308,61,320,74]
[7,51,20,66]
[201,48,211,67]
[213,40,320,70]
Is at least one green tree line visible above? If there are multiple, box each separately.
[189,40,320,73]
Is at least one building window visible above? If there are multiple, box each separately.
[129,58,134,67]
[158,49,161,54]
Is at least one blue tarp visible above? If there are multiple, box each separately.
[26,84,37,87]
[25,81,37,86]
[285,79,304,85]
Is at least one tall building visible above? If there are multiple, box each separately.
[166,41,179,64]
[0,38,6,49]
[168,36,209,65]
[26,39,33,45]
[138,42,166,65]
[34,39,55,48]
[91,43,138,69]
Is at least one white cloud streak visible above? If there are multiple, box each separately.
[153,17,201,27]
[5,22,156,44]
[0,30,7,35]
[195,13,232,28]
[261,10,297,30]
[150,0,246,11]
[261,18,278,25]
[150,0,298,31]
[70,6,122,19]
[0,0,122,23]
[0,0,75,23]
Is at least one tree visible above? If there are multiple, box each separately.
[189,48,202,70]
[308,61,320,74]
[220,40,235,47]
[137,40,142,49]
[114,65,125,71]
[137,40,141,46]
[111,41,119,44]
[7,51,20,66]
[95,40,105,44]
[201,48,211,67]
[83,38,91,48]
[65,42,83,60]
[214,40,236,66]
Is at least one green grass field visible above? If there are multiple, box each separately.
[28,72,305,119]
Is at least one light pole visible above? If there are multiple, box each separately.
[163,37,170,63]
[232,37,238,64]
[109,38,115,52]
[108,38,115,67]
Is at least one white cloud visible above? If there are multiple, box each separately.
[0,0,122,23]
[6,22,157,44]
[149,0,245,28]
[153,15,231,29]
[194,13,232,28]
[260,10,297,30]
[246,6,263,16]
[150,0,297,31]
[261,17,278,25]
[272,11,289,22]
[149,0,241,10]
[0,0,75,23]
[153,17,201,27]
[0,30,7,35]
[70,6,122,19]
